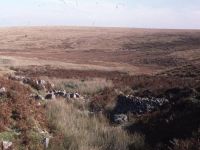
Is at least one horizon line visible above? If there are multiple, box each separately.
[0,25,200,31]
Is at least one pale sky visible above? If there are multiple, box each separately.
[0,0,200,29]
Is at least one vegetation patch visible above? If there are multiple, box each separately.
[46,100,142,150]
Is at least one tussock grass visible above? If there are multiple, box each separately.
[46,100,142,150]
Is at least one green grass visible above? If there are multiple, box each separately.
[0,131,17,141]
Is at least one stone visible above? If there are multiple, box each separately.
[45,93,56,100]
[44,137,50,149]
[39,79,46,85]
[70,93,76,98]
[2,141,12,150]
[75,93,80,98]
[37,102,41,107]
[35,94,45,100]
[113,114,128,124]
[50,83,55,88]
[54,90,66,97]
[69,93,80,99]
[22,77,31,84]
[64,93,70,99]
[0,87,6,94]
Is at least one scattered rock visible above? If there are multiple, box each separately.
[113,114,128,124]
[64,92,83,101]
[9,75,85,102]
[9,75,53,91]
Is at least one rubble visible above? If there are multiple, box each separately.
[114,95,169,114]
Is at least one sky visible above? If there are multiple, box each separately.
[0,0,200,29]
